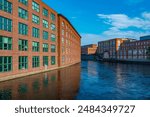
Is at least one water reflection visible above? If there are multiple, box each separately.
[77,61,150,100]
[0,64,81,100]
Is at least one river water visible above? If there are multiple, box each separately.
[0,61,150,100]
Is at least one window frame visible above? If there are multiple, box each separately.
[19,56,28,70]
[0,56,12,72]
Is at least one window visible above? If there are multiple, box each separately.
[32,27,39,38]
[18,7,28,20]
[51,34,56,42]
[43,31,48,40]
[0,56,12,72]
[43,19,48,28]
[62,37,64,45]
[19,56,28,70]
[66,32,68,37]
[43,43,48,52]
[32,1,39,12]
[18,39,28,51]
[0,36,12,50]
[32,41,39,52]
[50,23,56,31]
[19,0,28,6]
[50,13,55,21]
[18,22,28,35]
[62,29,64,35]
[43,8,48,17]
[62,22,64,27]
[0,0,12,13]
[0,16,12,32]
[43,56,48,66]
[32,56,39,68]
[62,56,65,64]
[51,56,55,65]
[62,46,65,53]
[51,44,56,52]
[32,14,40,24]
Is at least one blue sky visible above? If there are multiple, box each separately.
[43,0,150,45]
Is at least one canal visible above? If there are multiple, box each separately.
[0,61,150,100]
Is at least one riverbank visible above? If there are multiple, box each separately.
[101,59,150,65]
[0,62,80,83]
[81,54,150,65]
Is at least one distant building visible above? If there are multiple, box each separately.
[97,38,135,59]
[81,44,97,55]
[140,35,150,41]
[118,39,150,60]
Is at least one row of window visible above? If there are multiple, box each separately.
[0,0,56,21]
[32,1,56,21]
[0,16,56,33]
[0,56,56,72]
[0,36,56,52]
[0,16,56,41]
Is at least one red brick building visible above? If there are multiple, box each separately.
[81,44,97,55]
[118,39,150,60]
[97,38,132,59]
[58,14,81,67]
[0,0,81,81]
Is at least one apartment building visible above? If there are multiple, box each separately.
[81,44,97,55]
[98,38,131,59]
[0,0,81,80]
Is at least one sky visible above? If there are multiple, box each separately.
[43,0,150,45]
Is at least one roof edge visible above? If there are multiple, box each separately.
[58,14,81,38]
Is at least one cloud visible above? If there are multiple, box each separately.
[142,12,150,19]
[97,13,150,30]
[81,30,150,45]
[81,33,104,45]
[103,28,150,39]
[81,12,150,45]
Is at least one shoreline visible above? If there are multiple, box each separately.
[0,62,81,83]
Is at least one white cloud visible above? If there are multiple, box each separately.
[81,30,150,45]
[81,12,150,45]
[103,28,150,39]
[81,33,104,45]
[142,12,150,19]
[97,13,150,30]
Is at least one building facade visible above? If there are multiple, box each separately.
[81,44,97,55]
[98,38,131,59]
[118,39,150,60]
[0,0,81,81]
[58,14,81,67]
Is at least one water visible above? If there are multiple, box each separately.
[0,61,150,100]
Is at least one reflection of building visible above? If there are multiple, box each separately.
[118,37,150,60]
[81,44,97,55]
[0,0,81,80]
[97,38,133,59]
[0,63,80,100]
